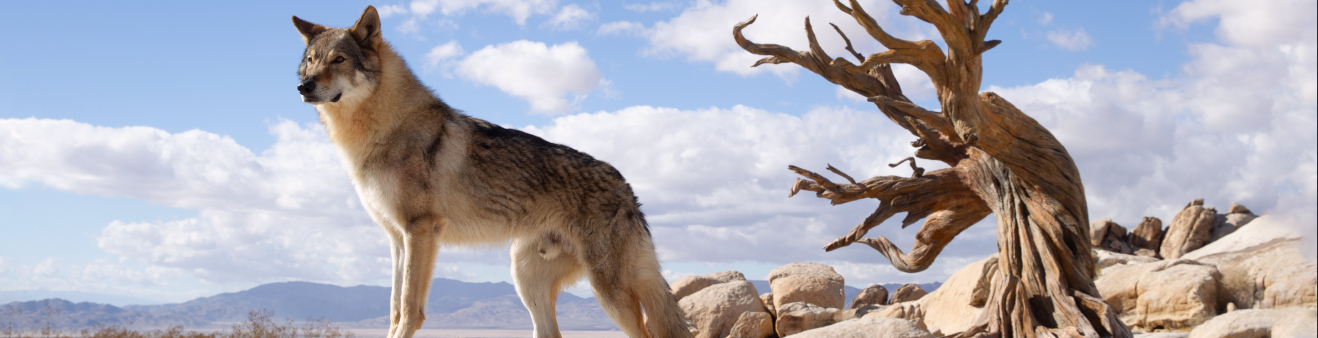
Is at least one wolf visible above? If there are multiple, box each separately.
[291,6,693,338]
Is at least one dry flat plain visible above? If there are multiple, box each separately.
[349,329,627,338]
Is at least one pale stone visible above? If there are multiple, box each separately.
[774,302,839,337]
[1096,259,1223,332]
[915,257,993,335]
[890,284,929,304]
[768,263,846,310]
[727,312,775,338]
[679,280,768,338]
[790,317,934,338]
[760,293,775,318]
[1129,217,1165,253]
[850,284,889,309]
[1161,199,1217,259]
[1095,250,1160,272]
[671,271,747,301]
[1183,216,1317,310]
[1187,308,1316,338]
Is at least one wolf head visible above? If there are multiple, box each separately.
[292,6,382,106]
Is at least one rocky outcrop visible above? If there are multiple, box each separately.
[850,285,889,309]
[1129,217,1165,255]
[1161,199,1218,259]
[767,263,845,310]
[671,271,747,301]
[890,284,929,304]
[728,312,776,338]
[1208,204,1258,243]
[1095,250,1160,271]
[774,302,839,337]
[1182,216,1317,310]
[790,317,934,338]
[913,257,994,335]
[679,280,768,338]
[1096,259,1224,332]
[760,293,775,318]
[1186,308,1317,338]
[1092,218,1136,254]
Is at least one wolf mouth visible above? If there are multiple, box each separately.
[331,93,342,103]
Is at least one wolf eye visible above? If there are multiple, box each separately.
[333,56,346,64]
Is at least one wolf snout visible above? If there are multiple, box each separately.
[297,81,316,94]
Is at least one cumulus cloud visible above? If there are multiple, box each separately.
[543,4,593,30]
[425,40,466,75]
[456,40,605,114]
[406,0,558,25]
[1047,28,1095,51]
[596,21,647,37]
[0,119,386,286]
[641,0,934,82]
[624,2,682,13]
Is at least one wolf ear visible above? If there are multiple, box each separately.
[292,16,327,44]
[350,6,382,46]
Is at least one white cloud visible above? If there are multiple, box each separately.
[456,40,605,114]
[406,0,558,25]
[596,21,648,37]
[1038,12,1054,25]
[425,40,466,75]
[1047,28,1094,51]
[544,4,593,30]
[0,119,385,287]
[624,2,682,13]
[641,0,934,81]
[1160,0,1317,48]
[377,4,409,18]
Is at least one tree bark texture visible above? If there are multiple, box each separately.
[736,1,1132,337]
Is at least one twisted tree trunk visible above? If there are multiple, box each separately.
[735,1,1131,337]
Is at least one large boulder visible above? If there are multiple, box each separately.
[850,284,889,309]
[890,284,929,304]
[1092,218,1135,254]
[1096,259,1224,332]
[671,271,747,301]
[917,257,995,335]
[774,302,839,337]
[768,263,846,310]
[1187,308,1317,338]
[790,317,934,338]
[1208,204,1258,243]
[1095,250,1160,272]
[760,293,776,318]
[679,280,768,338]
[727,312,775,338]
[1183,216,1317,310]
[1161,199,1218,259]
[1129,217,1165,254]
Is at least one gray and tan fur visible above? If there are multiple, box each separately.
[291,6,692,338]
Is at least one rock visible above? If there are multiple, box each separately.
[1182,216,1317,310]
[850,284,890,309]
[671,271,747,301]
[727,312,775,338]
[1134,334,1189,338]
[890,284,929,303]
[1187,308,1316,338]
[678,280,768,338]
[1210,213,1259,243]
[916,257,994,335]
[768,263,846,310]
[775,302,839,337]
[1129,217,1166,253]
[790,317,934,338]
[1227,203,1253,215]
[1092,218,1135,254]
[1134,249,1161,258]
[1096,259,1223,332]
[835,304,884,322]
[760,293,775,318]
[1096,250,1160,272]
[1161,199,1218,259]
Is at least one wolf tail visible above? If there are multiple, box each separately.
[634,242,695,338]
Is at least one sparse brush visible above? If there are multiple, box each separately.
[0,308,351,338]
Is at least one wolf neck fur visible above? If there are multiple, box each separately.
[315,42,445,162]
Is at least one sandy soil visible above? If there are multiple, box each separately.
[348,329,627,338]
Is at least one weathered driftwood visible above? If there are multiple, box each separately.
[737,1,1132,337]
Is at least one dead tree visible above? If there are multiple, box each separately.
[735,1,1131,337]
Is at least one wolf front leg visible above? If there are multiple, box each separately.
[391,215,442,338]
[386,230,405,338]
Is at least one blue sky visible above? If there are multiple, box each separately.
[1,0,1314,304]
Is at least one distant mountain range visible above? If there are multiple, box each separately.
[0,279,941,331]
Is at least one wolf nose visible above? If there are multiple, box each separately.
[297,81,316,94]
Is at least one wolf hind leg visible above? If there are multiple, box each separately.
[511,233,585,338]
